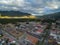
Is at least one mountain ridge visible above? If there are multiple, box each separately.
[37,12,60,19]
[0,11,31,16]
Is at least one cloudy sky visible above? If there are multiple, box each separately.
[0,0,60,16]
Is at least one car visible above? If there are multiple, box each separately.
[10,41,16,45]
[57,41,60,45]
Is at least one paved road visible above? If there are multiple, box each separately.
[2,30,21,45]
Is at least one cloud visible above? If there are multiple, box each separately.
[46,0,59,9]
[0,0,26,6]
[0,0,60,15]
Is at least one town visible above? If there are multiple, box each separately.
[0,18,60,45]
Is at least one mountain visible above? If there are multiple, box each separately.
[37,12,60,19]
[0,11,31,16]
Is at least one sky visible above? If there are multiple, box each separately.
[0,0,60,16]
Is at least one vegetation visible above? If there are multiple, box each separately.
[0,19,41,24]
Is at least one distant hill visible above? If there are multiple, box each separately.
[0,11,31,16]
[37,12,60,19]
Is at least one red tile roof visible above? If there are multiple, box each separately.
[26,35,38,44]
